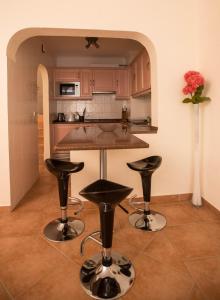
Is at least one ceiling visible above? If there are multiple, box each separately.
[42,36,144,63]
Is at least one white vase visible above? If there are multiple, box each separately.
[192,103,202,206]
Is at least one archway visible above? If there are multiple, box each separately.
[7,28,158,123]
[7,28,157,208]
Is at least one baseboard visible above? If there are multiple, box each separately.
[1,193,219,214]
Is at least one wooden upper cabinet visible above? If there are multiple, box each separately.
[130,61,138,95]
[93,69,115,92]
[130,50,151,96]
[142,51,151,91]
[54,69,80,81]
[53,67,130,100]
[136,55,143,92]
[80,69,93,98]
[115,69,130,99]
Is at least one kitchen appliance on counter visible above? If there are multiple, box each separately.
[131,117,151,126]
[56,113,65,122]
[65,112,76,122]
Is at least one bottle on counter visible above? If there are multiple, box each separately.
[122,104,128,123]
[146,116,151,126]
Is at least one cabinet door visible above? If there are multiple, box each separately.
[130,61,138,95]
[115,69,130,99]
[136,54,143,92]
[142,51,151,91]
[131,50,151,96]
[93,69,115,92]
[54,69,80,81]
[81,69,93,98]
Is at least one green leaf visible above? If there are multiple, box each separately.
[194,85,204,97]
[198,96,211,102]
[191,95,197,104]
[182,98,192,103]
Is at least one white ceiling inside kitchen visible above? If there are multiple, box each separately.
[42,36,144,64]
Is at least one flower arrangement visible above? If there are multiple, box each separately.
[182,71,211,104]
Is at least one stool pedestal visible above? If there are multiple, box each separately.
[80,252,134,300]
[129,210,166,231]
[44,216,84,242]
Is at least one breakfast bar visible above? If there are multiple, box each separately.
[55,123,149,198]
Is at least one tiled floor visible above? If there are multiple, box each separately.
[0,169,220,300]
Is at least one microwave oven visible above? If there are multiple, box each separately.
[59,82,80,97]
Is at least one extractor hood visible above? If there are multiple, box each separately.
[92,91,116,94]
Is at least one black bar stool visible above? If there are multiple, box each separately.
[127,156,166,231]
[44,159,85,242]
[79,179,135,300]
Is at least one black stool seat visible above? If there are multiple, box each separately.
[46,159,84,176]
[79,179,132,205]
[127,156,162,172]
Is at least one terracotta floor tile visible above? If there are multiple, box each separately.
[150,202,202,226]
[165,221,220,259]
[0,210,49,237]
[125,255,194,300]
[0,173,220,299]
[143,231,188,273]
[0,281,12,300]
[187,285,209,300]
[0,235,69,298]
[183,201,220,222]
[16,258,90,300]
[185,256,220,300]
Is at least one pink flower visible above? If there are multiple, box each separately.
[182,85,197,95]
[184,71,200,81]
[182,71,210,104]
[187,75,204,87]
[184,71,204,88]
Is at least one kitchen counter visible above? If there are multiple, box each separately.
[52,120,158,134]
[52,119,122,124]
[55,123,149,151]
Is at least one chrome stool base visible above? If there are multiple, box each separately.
[80,252,135,300]
[129,210,166,231]
[44,217,85,242]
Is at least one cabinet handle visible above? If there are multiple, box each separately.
[90,80,93,86]
[93,80,95,86]
[116,80,119,87]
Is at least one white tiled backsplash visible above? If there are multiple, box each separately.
[56,94,129,119]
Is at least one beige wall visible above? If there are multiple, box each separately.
[197,1,220,210]
[0,0,201,206]
[7,38,55,208]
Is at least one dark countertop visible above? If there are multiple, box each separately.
[52,119,122,124]
[52,119,158,134]
[55,123,149,151]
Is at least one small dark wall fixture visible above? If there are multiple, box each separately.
[85,37,100,49]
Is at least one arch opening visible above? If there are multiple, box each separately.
[7,27,158,208]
